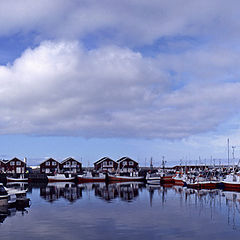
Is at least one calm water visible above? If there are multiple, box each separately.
[1,182,240,240]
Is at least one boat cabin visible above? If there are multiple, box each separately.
[94,157,118,173]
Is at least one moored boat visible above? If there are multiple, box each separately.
[173,173,187,186]
[7,174,28,182]
[108,174,144,182]
[146,173,161,185]
[47,174,75,182]
[77,172,106,183]
[187,180,218,189]
[222,173,240,191]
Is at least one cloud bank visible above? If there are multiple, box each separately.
[0,41,240,138]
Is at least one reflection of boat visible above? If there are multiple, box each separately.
[47,174,75,182]
[77,172,106,183]
[7,174,28,182]
[108,174,144,182]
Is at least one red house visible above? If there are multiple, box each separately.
[4,158,26,174]
[40,158,60,174]
[117,157,139,173]
[94,157,118,173]
[60,157,82,174]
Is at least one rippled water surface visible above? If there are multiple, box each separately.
[1,182,240,240]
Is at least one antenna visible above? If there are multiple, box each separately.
[227,138,230,166]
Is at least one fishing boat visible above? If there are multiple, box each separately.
[172,172,187,186]
[108,174,144,182]
[7,174,28,182]
[186,179,218,189]
[47,173,75,182]
[146,172,161,184]
[222,173,240,190]
[77,172,106,183]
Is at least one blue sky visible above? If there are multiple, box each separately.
[1,0,240,166]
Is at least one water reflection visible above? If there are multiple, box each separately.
[40,182,82,203]
[2,182,240,239]
[93,182,144,202]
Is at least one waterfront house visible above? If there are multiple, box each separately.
[40,158,60,174]
[94,157,118,173]
[60,157,82,174]
[4,158,26,174]
[117,157,139,173]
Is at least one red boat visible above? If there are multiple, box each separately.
[222,174,240,191]
[187,181,217,189]
[108,174,144,182]
[160,175,174,184]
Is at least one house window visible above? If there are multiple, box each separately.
[16,161,21,166]
[72,161,77,166]
[129,161,134,166]
[108,162,113,167]
[65,161,70,166]
[123,161,127,166]
[103,161,107,166]
[10,161,15,166]
[46,161,50,166]
[52,162,57,166]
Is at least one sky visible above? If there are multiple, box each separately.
[1,0,240,166]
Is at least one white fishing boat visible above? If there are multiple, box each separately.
[146,173,161,184]
[222,173,240,190]
[77,172,106,183]
[7,174,28,182]
[47,174,75,182]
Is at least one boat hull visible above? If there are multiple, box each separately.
[160,176,174,184]
[187,182,217,189]
[222,182,240,191]
[47,177,75,182]
[77,177,105,183]
[7,177,28,182]
[173,179,185,186]
[108,175,144,182]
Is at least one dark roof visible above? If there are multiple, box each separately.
[40,158,59,165]
[94,157,115,165]
[117,157,137,163]
[61,157,81,164]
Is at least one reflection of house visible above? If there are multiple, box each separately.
[40,158,59,174]
[117,157,139,173]
[60,157,82,174]
[40,183,82,203]
[4,158,26,174]
[94,157,118,173]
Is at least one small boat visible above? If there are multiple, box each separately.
[108,174,144,182]
[77,172,106,183]
[47,174,75,182]
[146,173,161,185]
[173,173,187,186]
[7,174,28,182]
[222,173,240,191]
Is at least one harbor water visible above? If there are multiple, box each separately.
[1,182,240,240]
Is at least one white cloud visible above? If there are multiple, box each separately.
[0,41,240,138]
